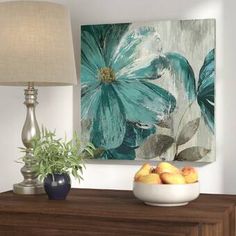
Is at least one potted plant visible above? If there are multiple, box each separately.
[20,128,95,200]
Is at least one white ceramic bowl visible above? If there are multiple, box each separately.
[133,181,200,207]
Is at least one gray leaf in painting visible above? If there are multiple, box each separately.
[141,134,174,159]
[175,147,210,161]
[176,118,200,146]
[93,148,105,159]
[157,115,173,129]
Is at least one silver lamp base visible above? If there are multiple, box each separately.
[13,83,45,195]
[13,182,44,195]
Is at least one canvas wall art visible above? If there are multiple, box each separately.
[80,19,215,162]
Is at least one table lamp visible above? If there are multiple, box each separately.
[0,1,77,194]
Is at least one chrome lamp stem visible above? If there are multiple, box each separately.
[13,83,45,194]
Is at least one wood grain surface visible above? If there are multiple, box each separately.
[0,189,235,236]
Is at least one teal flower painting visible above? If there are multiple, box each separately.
[81,19,216,162]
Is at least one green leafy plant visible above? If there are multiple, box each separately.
[20,128,95,181]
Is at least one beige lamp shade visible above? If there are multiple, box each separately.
[0,1,77,86]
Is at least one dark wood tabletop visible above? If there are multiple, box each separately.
[0,189,235,236]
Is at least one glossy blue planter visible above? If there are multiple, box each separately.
[44,173,71,200]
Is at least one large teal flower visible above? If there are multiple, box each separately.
[153,49,215,133]
[81,24,176,159]
[197,49,215,133]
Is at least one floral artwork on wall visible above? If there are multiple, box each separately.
[80,19,215,162]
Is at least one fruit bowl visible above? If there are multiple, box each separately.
[133,181,200,207]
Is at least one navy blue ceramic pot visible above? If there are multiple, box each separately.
[44,173,71,200]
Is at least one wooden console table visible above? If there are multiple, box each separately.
[0,189,235,236]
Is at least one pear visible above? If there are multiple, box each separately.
[137,173,162,184]
[160,172,186,184]
[134,163,151,181]
[156,162,180,175]
[182,167,198,183]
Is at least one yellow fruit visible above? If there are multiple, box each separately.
[134,163,151,181]
[160,172,186,184]
[137,173,162,184]
[156,162,180,175]
[182,166,198,183]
